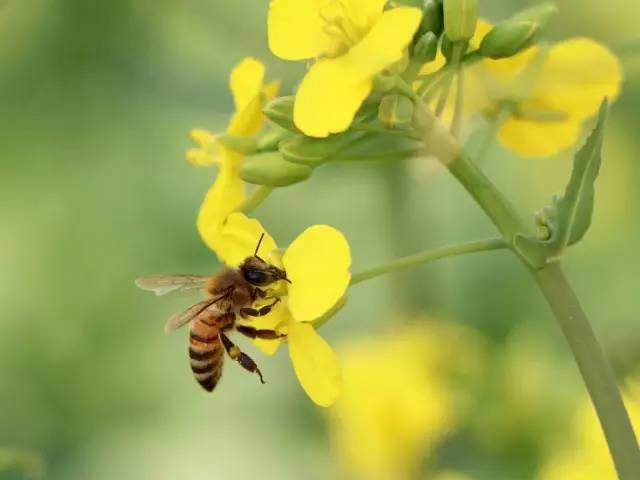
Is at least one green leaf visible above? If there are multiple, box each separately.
[514,99,608,268]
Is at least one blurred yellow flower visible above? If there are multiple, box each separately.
[268,0,421,137]
[466,20,623,157]
[208,212,351,407]
[190,58,279,256]
[328,321,485,480]
[537,377,640,480]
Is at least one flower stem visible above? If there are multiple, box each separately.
[240,186,273,214]
[350,237,507,286]
[405,86,640,479]
[533,263,640,479]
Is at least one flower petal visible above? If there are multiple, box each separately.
[293,7,421,137]
[187,129,223,166]
[283,225,351,322]
[215,212,278,266]
[341,0,386,33]
[294,57,372,138]
[531,38,623,119]
[347,7,422,79]
[197,153,246,258]
[498,115,582,158]
[287,321,341,407]
[227,96,264,137]
[230,57,265,112]
[267,0,339,61]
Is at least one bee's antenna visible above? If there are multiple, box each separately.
[254,233,265,258]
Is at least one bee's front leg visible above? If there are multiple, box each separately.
[240,298,280,319]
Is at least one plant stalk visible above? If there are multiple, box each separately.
[240,186,273,214]
[533,263,640,479]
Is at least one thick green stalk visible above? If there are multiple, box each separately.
[351,237,506,286]
[534,264,640,479]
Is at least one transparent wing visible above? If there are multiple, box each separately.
[135,274,209,296]
[164,297,219,333]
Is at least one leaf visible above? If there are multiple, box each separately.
[514,99,608,268]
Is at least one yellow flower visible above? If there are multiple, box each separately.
[190,58,279,257]
[208,212,351,407]
[268,0,422,138]
[464,20,623,157]
[328,321,485,480]
[537,378,640,479]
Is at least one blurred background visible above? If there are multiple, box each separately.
[0,0,639,479]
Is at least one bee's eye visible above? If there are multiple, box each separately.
[244,269,268,285]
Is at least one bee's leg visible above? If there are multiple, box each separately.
[250,287,267,302]
[219,332,265,384]
[239,298,280,319]
[236,325,285,340]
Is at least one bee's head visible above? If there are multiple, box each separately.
[240,256,289,286]
[240,233,291,287]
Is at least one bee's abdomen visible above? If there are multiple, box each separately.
[189,318,225,392]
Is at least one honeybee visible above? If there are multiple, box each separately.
[136,235,290,392]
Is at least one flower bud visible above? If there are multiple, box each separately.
[511,1,558,28]
[479,20,538,59]
[413,31,438,63]
[279,132,359,166]
[263,96,299,132]
[420,0,444,35]
[378,94,414,128]
[217,134,257,154]
[443,0,477,42]
[239,152,311,186]
[331,132,421,163]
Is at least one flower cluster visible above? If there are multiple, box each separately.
[184,0,625,410]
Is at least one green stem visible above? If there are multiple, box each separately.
[350,237,507,286]
[240,186,273,214]
[533,264,640,479]
[403,81,640,479]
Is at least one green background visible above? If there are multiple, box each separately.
[0,1,639,478]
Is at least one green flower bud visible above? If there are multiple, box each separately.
[378,94,414,128]
[413,31,438,63]
[420,0,444,35]
[441,35,467,61]
[479,20,538,59]
[239,152,311,186]
[331,132,421,163]
[217,134,257,154]
[511,1,558,28]
[263,96,299,132]
[279,132,360,166]
[373,74,397,92]
[443,0,477,42]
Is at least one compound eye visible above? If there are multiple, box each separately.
[244,269,268,286]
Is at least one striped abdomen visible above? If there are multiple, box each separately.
[188,313,232,392]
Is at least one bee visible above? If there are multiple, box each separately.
[135,235,290,392]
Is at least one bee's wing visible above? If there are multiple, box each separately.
[164,297,219,332]
[135,274,209,296]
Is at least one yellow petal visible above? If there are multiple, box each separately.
[287,320,341,407]
[498,115,582,158]
[294,7,421,137]
[227,96,264,137]
[294,57,373,138]
[187,129,222,166]
[347,7,422,79]
[470,18,493,49]
[229,57,265,112]
[215,212,278,266]
[282,225,351,322]
[197,153,246,258]
[341,0,386,33]
[531,38,623,119]
[262,80,281,102]
[267,0,340,61]
[419,50,446,76]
